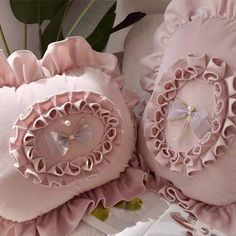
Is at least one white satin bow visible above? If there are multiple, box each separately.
[50,123,93,156]
[168,99,210,139]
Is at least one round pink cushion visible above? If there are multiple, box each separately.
[0,68,134,222]
[139,0,236,207]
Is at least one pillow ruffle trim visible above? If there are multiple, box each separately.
[0,161,147,236]
[0,37,123,89]
[0,36,144,235]
[146,173,236,236]
[10,91,122,188]
[140,0,236,92]
[144,54,236,176]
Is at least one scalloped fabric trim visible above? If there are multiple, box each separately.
[10,91,122,188]
[0,160,147,236]
[144,55,236,176]
[0,35,144,235]
[140,0,236,93]
[0,37,123,89]
[146,173,236,236]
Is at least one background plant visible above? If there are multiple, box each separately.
[0,0,145,57]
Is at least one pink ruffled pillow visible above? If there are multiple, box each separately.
[139,0,236,235]
[0,37,146,236]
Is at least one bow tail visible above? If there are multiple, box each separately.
[190,111,210,138]
[74,125,93,145]
[49,131,70,156]
[173,115,191,141]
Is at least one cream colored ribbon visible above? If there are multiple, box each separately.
[168,99,210,140]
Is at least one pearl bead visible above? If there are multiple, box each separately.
[64,120,71,127]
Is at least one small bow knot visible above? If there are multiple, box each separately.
[187,105,195,116]
[168,99,210,140]
[49,122,93,156]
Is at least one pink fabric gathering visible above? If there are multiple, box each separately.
[0,37,146,235]
[10,91,122,187]
[144,55,233,177]
[139,0,236,235]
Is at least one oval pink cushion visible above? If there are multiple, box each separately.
[0,38,135,222]
[0,68,134,222]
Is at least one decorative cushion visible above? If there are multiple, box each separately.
[0,37,146,235]
[139,0,236,235]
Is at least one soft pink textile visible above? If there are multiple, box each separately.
[139,0,236,235]
[0,164,146,236]
[0,36,146,235]
[10,91,123,188]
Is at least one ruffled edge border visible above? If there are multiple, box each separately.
[10,91,123,188]
[146,172,235,236]
[0,36,123,89]
[0,36,144,234]
[0,157,147,236]
[144,54,236,176]
[0,85,142,236]
[4,36,140,188]
[140,0,236,92]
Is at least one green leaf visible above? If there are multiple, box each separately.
[110,12,146,34]
[41,1,69,53]
[63,0,116,38]
[10,0,67,24]
[86,7,146,52]
[86,3,116,51]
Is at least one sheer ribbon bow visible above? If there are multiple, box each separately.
[50,122,93,156]
[168,99,210,139]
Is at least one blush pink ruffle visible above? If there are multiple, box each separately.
[0,164,146,236]
[0,37,123,89]
[140,1,236,235]
[146,173,236,236]
[144,54,236,176]
[140,0,236,92]
[10,91,122,188]
[0,36,145,235]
